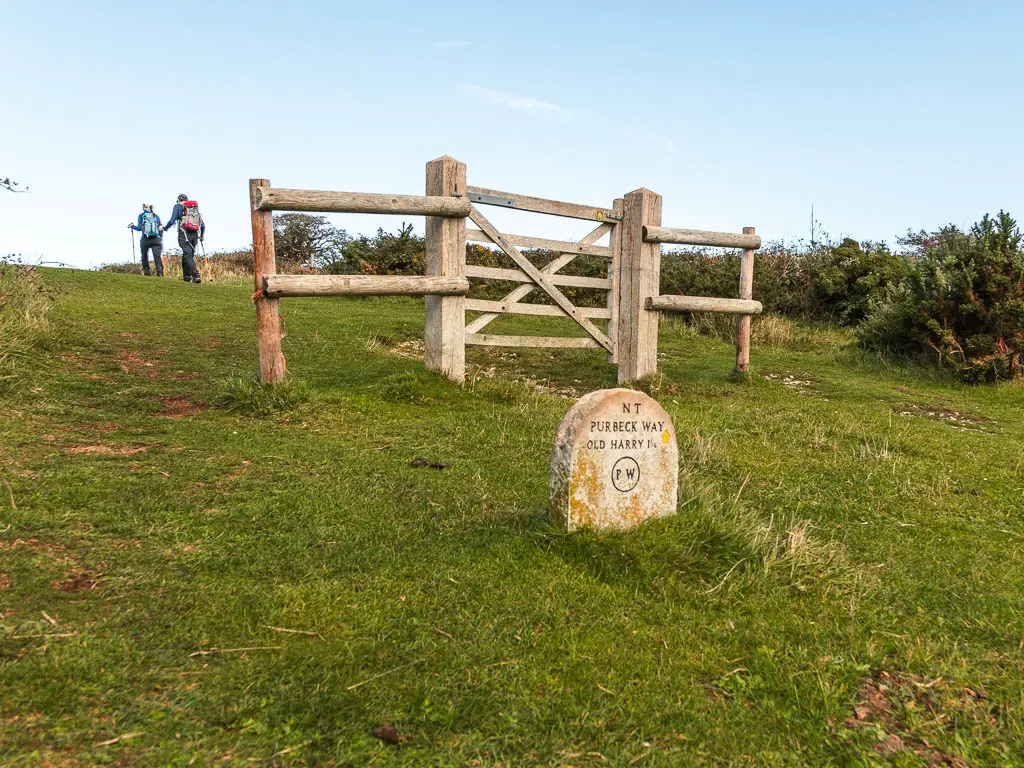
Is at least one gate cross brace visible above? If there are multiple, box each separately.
[467,206,613,353]
[465,220,613,335]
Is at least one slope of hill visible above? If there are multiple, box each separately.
[1,269,1022,765]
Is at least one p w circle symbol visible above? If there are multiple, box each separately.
[611,456,640,492]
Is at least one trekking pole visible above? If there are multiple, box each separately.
[129,227,136,264]
[200,237,209,279]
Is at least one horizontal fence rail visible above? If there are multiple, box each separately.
[465,264,612,290]
[466,298,611,319]
[254,187,471,217]
[466,334,602,349]
[646,295,763,315]
[466,228,613,257]
[262,275,470,298]
[465,185,621,223]
[643,226,761,250]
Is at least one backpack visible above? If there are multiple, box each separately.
[181,200,202,231]
[141,211,160,238]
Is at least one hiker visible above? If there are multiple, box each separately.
[163,194,206,283]
[127,203,164,276]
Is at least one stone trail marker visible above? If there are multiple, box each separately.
[550,388,678,531]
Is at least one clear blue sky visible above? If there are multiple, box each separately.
[2,0,1022,267]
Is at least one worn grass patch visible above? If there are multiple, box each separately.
[0,269,1021,765]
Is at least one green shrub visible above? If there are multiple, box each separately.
[747,244,815,318]
[659,246,814,319]
[659,240,906,324]
[808,238,909,323]
[858,212,1024,382]
[660,250,746,310]
[341,223,425,275]
[274,214,351,271]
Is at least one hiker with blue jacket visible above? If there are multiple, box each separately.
[163,193,206,283]
[127,203,164,277]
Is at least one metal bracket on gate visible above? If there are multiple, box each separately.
[466,191,517,209]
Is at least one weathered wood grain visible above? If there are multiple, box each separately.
[646,295,762,315]
[643,225,761,250]
[250,178,286,384]
[466,334,601,349]
[254,187,470,217]
[466,185,620,222]
[465,298,611,319]
[466,228,612,257]
[424,156,468,382]
[468,206,613,353]
[464,264,611,290]
[262,275,469,297]
[463,221,613,334]
[617,188,662,383]
[607,198,624,363]
[736,226,757,373]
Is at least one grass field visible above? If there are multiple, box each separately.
[2,268,1023,766]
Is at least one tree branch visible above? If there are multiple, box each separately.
[1,177,29,193]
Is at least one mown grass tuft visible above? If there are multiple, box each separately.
[212,375,313,416]
[376,369,462,405]
[537,480,850,600]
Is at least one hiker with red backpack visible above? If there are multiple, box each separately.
[128,203,165,276]
[162,193,206,283]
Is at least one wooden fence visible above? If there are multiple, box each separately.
[249,156,761,385]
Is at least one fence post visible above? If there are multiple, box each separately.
[424,156,467,382]
[735,226,756,374]
[617,188,662,383]
[607,197,624,364]
[250,178,286,384]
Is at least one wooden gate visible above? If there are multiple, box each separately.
[459,185,621,358]
[248,154,763,386]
